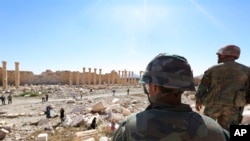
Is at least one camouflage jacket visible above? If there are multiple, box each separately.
[112,103,229,141]
[195,61,250,106]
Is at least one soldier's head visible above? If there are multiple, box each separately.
[139,53,195,104]
[216,44,240,63]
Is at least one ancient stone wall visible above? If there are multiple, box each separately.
[0,67,2,86]
[0,68,34,86]
[0,63,139,87]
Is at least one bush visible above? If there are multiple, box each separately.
[17,92,45,97]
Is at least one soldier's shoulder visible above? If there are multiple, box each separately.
[235,62,250,70]
[207,61,249,71]
[200,114,225,130]
[208,63,228,70]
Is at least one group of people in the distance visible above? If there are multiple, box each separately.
[1,93,12,105]
[112,44,250,141]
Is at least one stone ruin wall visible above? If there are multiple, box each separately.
[0,69,38,86]
[0,61,201,89]
[0,61,141,89]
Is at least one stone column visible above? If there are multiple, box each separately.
[118,70,121,85]
[76,71,79,85]
[99,69,102,85]
[121,71,124,85]
[128,71,131,85]
[82,67,86,85]
[94,68,97,85]
[2,61,7,89]
[122,71,125,85]
[124,70,127,85]
[15,62,20,88]
[69,71,72,86]
[88,68,91,85]
[131,71,134,85]
[112,71,115,85]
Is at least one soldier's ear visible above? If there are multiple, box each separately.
[150,84,160,96]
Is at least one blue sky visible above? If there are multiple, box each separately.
[1,0,250,76]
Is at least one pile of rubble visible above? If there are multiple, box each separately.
[0,85,150,141]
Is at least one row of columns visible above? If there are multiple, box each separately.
[1,61,20,89]
[78,68,139,85]
[1,61,143,88]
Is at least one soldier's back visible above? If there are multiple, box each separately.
[206,61,250,105]
[125,108,228,141]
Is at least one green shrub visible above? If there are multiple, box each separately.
[17,92,46,97]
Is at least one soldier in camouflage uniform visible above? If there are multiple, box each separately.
[195,45,250,131]
[112,53,229,141]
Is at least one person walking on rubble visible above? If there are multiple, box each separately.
[127,88,129,95]
[45,94,49,102]
[111,119,116,135]
[89,117,97,129]
[45,105,52,118]
[60,108,65,122]
[80,92,83,100]
[112,89,116,96]
[195,44,250,131]
[7,93,12,104]
[42,96,45,103]
[1,95,6,105]
[112,53,229,141]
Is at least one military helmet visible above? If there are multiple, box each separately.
[216,44,240,59]
[139,53,195,91]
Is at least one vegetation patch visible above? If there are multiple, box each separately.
[15,92,47,97]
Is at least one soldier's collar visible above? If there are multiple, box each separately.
[149,103,192,112]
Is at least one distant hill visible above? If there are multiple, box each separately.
[194,74,203,79]
[194,74,203,85]
[120,73,140,79]
[133,73,140,78]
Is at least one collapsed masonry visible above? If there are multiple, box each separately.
[0,61,145,89]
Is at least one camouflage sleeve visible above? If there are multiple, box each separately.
[195,70,211,104]
[246,71,250,104]
[112,122,126,141]
[222,129,230,141]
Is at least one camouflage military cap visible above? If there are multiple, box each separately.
[139,53,195,91]
[217,44,240,59]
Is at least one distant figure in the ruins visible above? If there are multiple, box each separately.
[60,108,65,122]
[7,94,12,104]
[89,117,97,129]
[80,93,83,100]
[127,88,129,95]
[45,94,49,101]
[111,119,116,134]
[1,95,6,105]
[112,89,116,96]
[45,105,52,118]
[42,96,45,103]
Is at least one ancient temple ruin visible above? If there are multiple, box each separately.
[0,61,143,89]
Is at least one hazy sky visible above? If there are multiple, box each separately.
[1,0,250,76]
